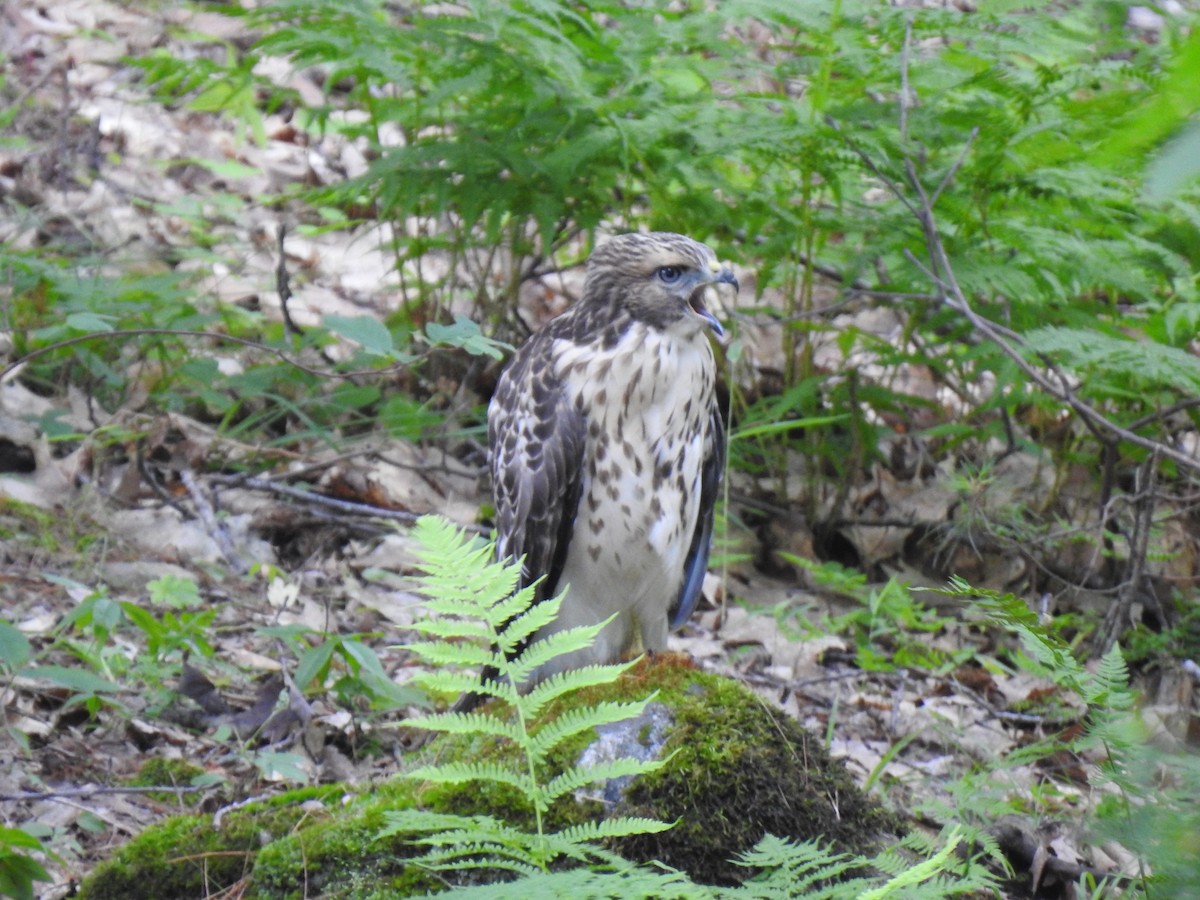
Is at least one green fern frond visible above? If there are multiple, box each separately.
[503,620,616,683]
[554,818,676,844]
[377,809,499,837]
[541,758,666,805]
[492,589,562,647]
[405,616,498,642]
[413,670,520,705]
[1026,326,1200,394]
[859,826,962,899]
[387,515,673,882]
[425,855,543,879]
[1088,643,1132,708]
[429,865,703,899]
[401,640,499,668]
[730,833,858,892]
[528,698,660,758]
[402,710,524,741]
[405,760,533,794]
[521,659,642,718]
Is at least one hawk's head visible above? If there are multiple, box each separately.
[584,232,738,337]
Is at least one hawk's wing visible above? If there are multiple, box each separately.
[669,402,725,630]
[488,337,585,604]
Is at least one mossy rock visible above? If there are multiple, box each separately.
[79,660,897,897]
[557,658,899,885]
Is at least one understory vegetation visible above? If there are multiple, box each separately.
[3,0,1200,897]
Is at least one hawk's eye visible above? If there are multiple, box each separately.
[656,265,684,284]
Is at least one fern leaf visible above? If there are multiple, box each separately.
[728,834,902,898]
[409,669,519,705]
[406,761,533,794]
[427,866,702,899]
[1026,326,1200,394]
[1088,643,1131,707]
[489,586,557,645]
[528,697,658,758]
[402,639,500,667]
[420,566,520,618]
[407,616,498,642]
[410,595,499,624]
[414,852,543,879]
[553,817,674,843]
[402,710,523,741]
[377,808,503,837]
[505,623,619,685]
[858,826,962,899]
[541,758,665,805]
[521,658,642,718]
[405,833,545,874]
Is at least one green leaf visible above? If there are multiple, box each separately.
[528,697,657,758]
[254,751,312,783]
[424,316,513,360]
[405,761,532,794]
[147,574,203,610]
[64,312,116,332]
[323,314,394,356]
[19,665,120,694]
[294,640,337,690]
[1144,120,1200,200]
[0,621,31,669]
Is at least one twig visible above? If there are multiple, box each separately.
[1096,449,1161,653]
[0,784,212,802]
[207,473,488,533]
[181,469,249,574]
[276,223,303,339]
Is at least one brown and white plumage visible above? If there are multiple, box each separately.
[486,231,736,684]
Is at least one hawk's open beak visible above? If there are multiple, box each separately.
[689,265,737,337]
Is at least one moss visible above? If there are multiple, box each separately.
[128,757,208,807]
[79,661,897,896]
[78,785,347,900]
[0,496,61,552]
[571,656,900,885]
[249,781,441,899]
[78,813,257,900]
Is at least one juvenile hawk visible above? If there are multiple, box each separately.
[488,231,736,685]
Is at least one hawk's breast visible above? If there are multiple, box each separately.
[547,319,717,658]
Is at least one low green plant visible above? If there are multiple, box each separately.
[379,515,673,878]
[920,579,1200,898]
[264,621,427,713]
[777,557,965,673]
[377,517,998,896]
[0,826,53,900]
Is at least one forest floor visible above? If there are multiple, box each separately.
[2,2,1198,898]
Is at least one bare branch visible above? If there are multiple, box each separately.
[0,784,212,802]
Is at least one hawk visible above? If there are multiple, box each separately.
[486,231,736,688]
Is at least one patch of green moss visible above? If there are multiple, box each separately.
[78,785,347,900]
[573,657,901,885]
[0,497,61,552]
[249,780,441,899]
[128,757,209,807]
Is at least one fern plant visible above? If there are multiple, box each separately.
[920,579,1200,898]
[380,518,1000,897]
[379,516,673,877]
